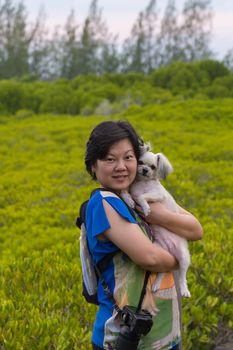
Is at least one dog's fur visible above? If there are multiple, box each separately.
[122,144,191,297]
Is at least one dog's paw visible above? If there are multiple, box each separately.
[121,192,135,208]
[151,273,163,293]
[151,282,160,293]
[127,196,135,208]
[180,286,191,298]
[142,205,151,217]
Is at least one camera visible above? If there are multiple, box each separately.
[115,305,153,350]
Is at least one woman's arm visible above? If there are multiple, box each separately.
[144,202,203,241]
[102,199,178,272]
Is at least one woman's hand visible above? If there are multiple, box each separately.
[138,202,203,241]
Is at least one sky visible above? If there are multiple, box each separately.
[22,0,233,59]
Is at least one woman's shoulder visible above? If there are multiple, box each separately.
[88,188,122,206]
[88,188,137,224]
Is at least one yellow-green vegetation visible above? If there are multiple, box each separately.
[0,97,233,349]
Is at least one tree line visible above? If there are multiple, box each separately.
[0,0,232,80]
[0,60,232,115]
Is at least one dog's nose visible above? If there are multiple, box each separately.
[142,168,148,176]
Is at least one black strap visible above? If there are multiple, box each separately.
[76,199,88,229]
[96,263,150,315]
[96,251,118,273]
[94,263,122,314]
[136,271,151,312]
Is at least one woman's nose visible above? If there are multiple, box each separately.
[115,159,126,170]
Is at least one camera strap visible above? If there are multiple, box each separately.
[136,270,151,312]
[95,261,151,315]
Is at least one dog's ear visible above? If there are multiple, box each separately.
[156,153,173,179]
[139,141,152,156]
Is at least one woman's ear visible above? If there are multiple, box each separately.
[91,164,96,173]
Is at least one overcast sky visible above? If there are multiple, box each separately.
[22,0,233,59]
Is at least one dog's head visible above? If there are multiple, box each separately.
[137,151,173,180]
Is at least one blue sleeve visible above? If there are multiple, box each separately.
[86,193,111,237]
[86,190,137,237]
[85,190,138,264]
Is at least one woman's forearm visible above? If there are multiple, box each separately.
[103,199,179,272]
[146,202,203,241]
[140,243,179,272]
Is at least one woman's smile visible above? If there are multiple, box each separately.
[112,174,128,179]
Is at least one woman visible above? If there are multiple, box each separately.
[84,120,203,350]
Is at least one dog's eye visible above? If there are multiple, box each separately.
[151,165,156,170]
[138,160,144,165]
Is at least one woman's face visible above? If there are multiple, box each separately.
[92,138,137,192]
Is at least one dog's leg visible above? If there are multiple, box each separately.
[178,246,191,298]
[135,195,151,216]
[136,191,166,216]
[152,272,164,293]
[121,190,135,208]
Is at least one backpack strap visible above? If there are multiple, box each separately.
[96,251,118,273]
[76,195,119,275]
[76,200,88,229]
[94,258,122,314]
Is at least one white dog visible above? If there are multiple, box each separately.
[122,144,191,297]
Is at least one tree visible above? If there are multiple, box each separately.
[99,38,120,74]
[76,0,118,75]
[0,0,44,78]
[28,7,52,79]
[143,0,159,72]
[121,0,158,73]
[179,0,213,62]
[38,25,64,80]
[223,48,233,72]
[59,9,80,79]
[157,0,181,66]
[122,12,146,73]
[77,16,98,75]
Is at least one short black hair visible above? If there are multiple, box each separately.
[85,121,142,180]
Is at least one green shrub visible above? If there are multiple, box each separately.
[150,61,209,92]
[39,84,73,114]
[0,60,232,115]
[0,80,23,113]
[150,60,230,96]
[204,85,231,99]
[196,59,229,82]
[15,109,35,119]
[213,75,233,96]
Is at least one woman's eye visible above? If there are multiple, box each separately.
[106,158,115,162]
